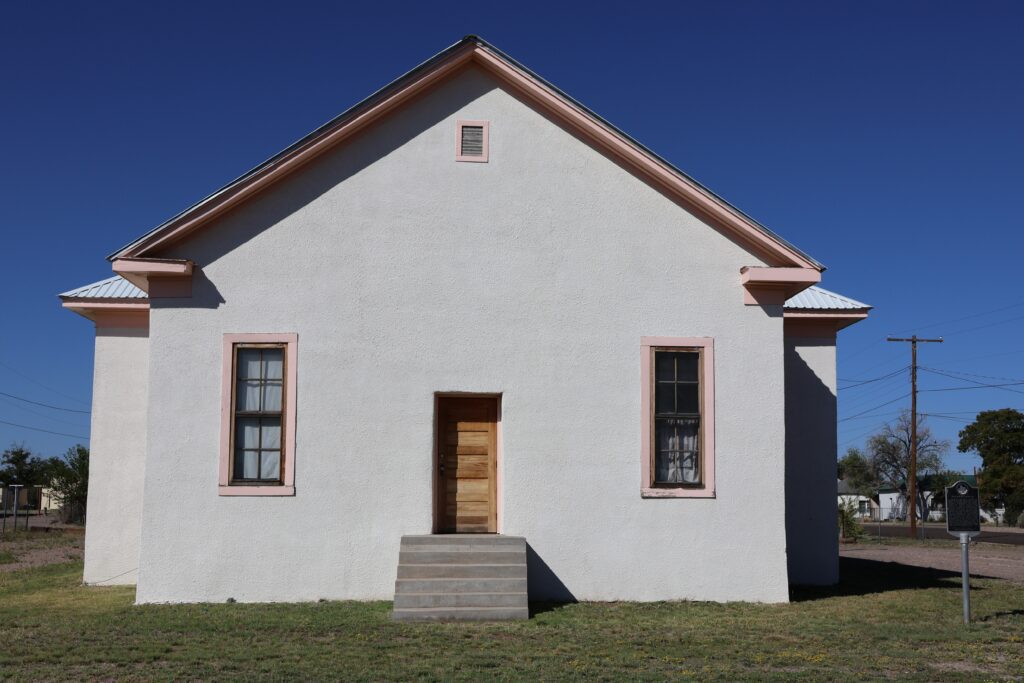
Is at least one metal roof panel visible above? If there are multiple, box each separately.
[785,286,870,311]
[59,275,147,300]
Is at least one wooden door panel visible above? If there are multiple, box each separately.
[437,397,497,533]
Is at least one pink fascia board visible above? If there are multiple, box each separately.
[640,336,716,499]
[218,333,298,497]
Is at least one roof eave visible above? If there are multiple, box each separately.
[106,35,824,271]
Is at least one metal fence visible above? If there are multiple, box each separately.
[1,485,47,534]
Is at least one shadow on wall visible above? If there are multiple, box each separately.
[527,542,576,606]
[784,338,838,586]
[151,66,504,287]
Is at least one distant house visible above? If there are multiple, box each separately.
[837,479,875,519]
[59,36,871,608]
[877,475,1001,523]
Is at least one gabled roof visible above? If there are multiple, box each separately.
[106,35,823,271]
[60,275,147,300]
[784,286,870,311]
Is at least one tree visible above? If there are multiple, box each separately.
[837,447,879,496]
[867,411,949,524]
[0,443,57,488]
[958,408,1024,524]
[48,445,89,524]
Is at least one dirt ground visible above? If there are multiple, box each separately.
[0,532,83,572]
[840,540,1024,583]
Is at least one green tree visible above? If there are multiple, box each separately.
[958,408,1024,523]
[867,411,948,523]
[837,447,878,496]
[0,443,56,487]
[49,445,89,524]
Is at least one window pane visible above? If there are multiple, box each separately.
[676,417,699,450]
[236,417,261,449]
[677,384,699,414]
[655,352,675,381]
[656,419,678,453]
[235,450,259,479]
[263,349,283,380]
[655,450,683,484]
[680,452,700,483]
[655,383,675,413]
[261,418,281,449]
[677,352,699,382]
[237,349,262,379]
[263,382,283,412]
[260,451,281,480]
[237,380,261,411]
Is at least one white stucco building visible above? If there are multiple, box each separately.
[60,37,869,608]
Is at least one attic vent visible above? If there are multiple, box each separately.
[456,120,489,162]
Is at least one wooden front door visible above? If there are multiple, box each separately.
[437,397,497,533]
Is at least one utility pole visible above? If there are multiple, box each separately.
[887,335,943,538]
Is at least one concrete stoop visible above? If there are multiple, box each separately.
[392,534,528,621]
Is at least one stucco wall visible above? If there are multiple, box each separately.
[136,65,791,604]
[783,337,838,585]
[83,327,148,585]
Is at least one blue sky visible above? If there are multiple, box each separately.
[1,1,1021,472]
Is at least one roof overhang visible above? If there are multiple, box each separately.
[783,309,870,338]
[741,266,821,305]
[60,299,150,328]
[112,257,193,297]
[106,37,823,272]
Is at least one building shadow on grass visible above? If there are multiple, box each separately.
[790,556,997,602]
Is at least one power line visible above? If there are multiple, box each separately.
[837,409,903,423]
[921,413,973,424]
[944,313,1024,338]
[0,418,89,440]
[920,366,1024,384]
[0,391,90,414]
[0,359,90,407]
[0,397,92,429]
[838,367,907,390]
[918,370,1024,395]
[839,393,911,422]
[839,375,914,411]
[890,300,1024,335]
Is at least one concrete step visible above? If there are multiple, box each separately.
[392,606,529,622]
[397,563,527,579]
[393,535,529,621]
[394,592,527,609]
[398,550,525,565]
[400,535,525,548]
[395,577,528,594]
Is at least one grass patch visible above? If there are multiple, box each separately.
[0,557,1022,680]
[0,550,15,564]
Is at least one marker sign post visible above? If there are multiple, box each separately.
[945,481,981,625]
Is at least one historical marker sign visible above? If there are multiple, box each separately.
[946,481,981,536]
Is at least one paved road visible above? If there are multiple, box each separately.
[840,542,1024,582]
[868,523,1024,546]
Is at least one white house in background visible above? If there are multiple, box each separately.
[837,479,876,519]
[59,36,870,610]
[878,475,1001,523]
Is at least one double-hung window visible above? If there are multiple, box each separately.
[219,334,297,496]
[641,337,715,498]
[233,346,284,483]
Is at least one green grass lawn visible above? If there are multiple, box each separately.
[0,537,1022,681]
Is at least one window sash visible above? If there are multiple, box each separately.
[650,347,703,487]
[230,344,286,484]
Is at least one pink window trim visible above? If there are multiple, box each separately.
[218,333,298,497]
[640,336,716,499]
[455,120,489,162]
